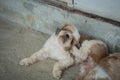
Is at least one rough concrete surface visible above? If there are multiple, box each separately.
[0,19,79,80]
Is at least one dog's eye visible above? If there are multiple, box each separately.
[65,34,69,39]
[62,34,70,42]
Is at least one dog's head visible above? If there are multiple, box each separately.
[55,24,80,51]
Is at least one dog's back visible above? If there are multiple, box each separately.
[79,34,95,44]
[83,53,120,80]
[99,53,120,80]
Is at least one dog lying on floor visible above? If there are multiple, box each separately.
[19,24,80,79]
[71,40,120,80]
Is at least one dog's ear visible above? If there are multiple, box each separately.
[61,24,73,33]
[55,28,61,35]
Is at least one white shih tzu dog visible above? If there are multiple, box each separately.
[19,24,80,79]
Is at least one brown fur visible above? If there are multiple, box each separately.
[57,30,74,51]
[77,48,120,80]
[79,34,95,44]
[74,34,95,49]
[71,40,110,80]
[80,53,120,80]
[89,43,108,64]
[57,24,78,52]
[98,53,120,80]
[61,24,74,33]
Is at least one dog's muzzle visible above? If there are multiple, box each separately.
[75,41,81,49]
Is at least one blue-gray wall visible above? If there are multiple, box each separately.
[0,0,120,52]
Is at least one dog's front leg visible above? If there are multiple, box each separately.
[52,56,74,79]
[19,48,48,66]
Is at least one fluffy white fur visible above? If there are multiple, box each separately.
[93,66,111,80]
[19,24,80,79]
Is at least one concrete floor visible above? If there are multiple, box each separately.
[0,19,79,80]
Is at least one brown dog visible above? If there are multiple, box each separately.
[19,24,80,79]
[72,40,108,79]
[77,52,120,80]
[71,39,120,80]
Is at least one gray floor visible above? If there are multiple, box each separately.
[0,19,79,80]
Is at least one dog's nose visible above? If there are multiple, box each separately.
[75,41,81,49]
[75,44,81,49]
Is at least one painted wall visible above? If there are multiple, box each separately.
[0,0,120,52]
[61,0,120,22]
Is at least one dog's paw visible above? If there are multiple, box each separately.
[53,69,62,80]
[19,58,30,66]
